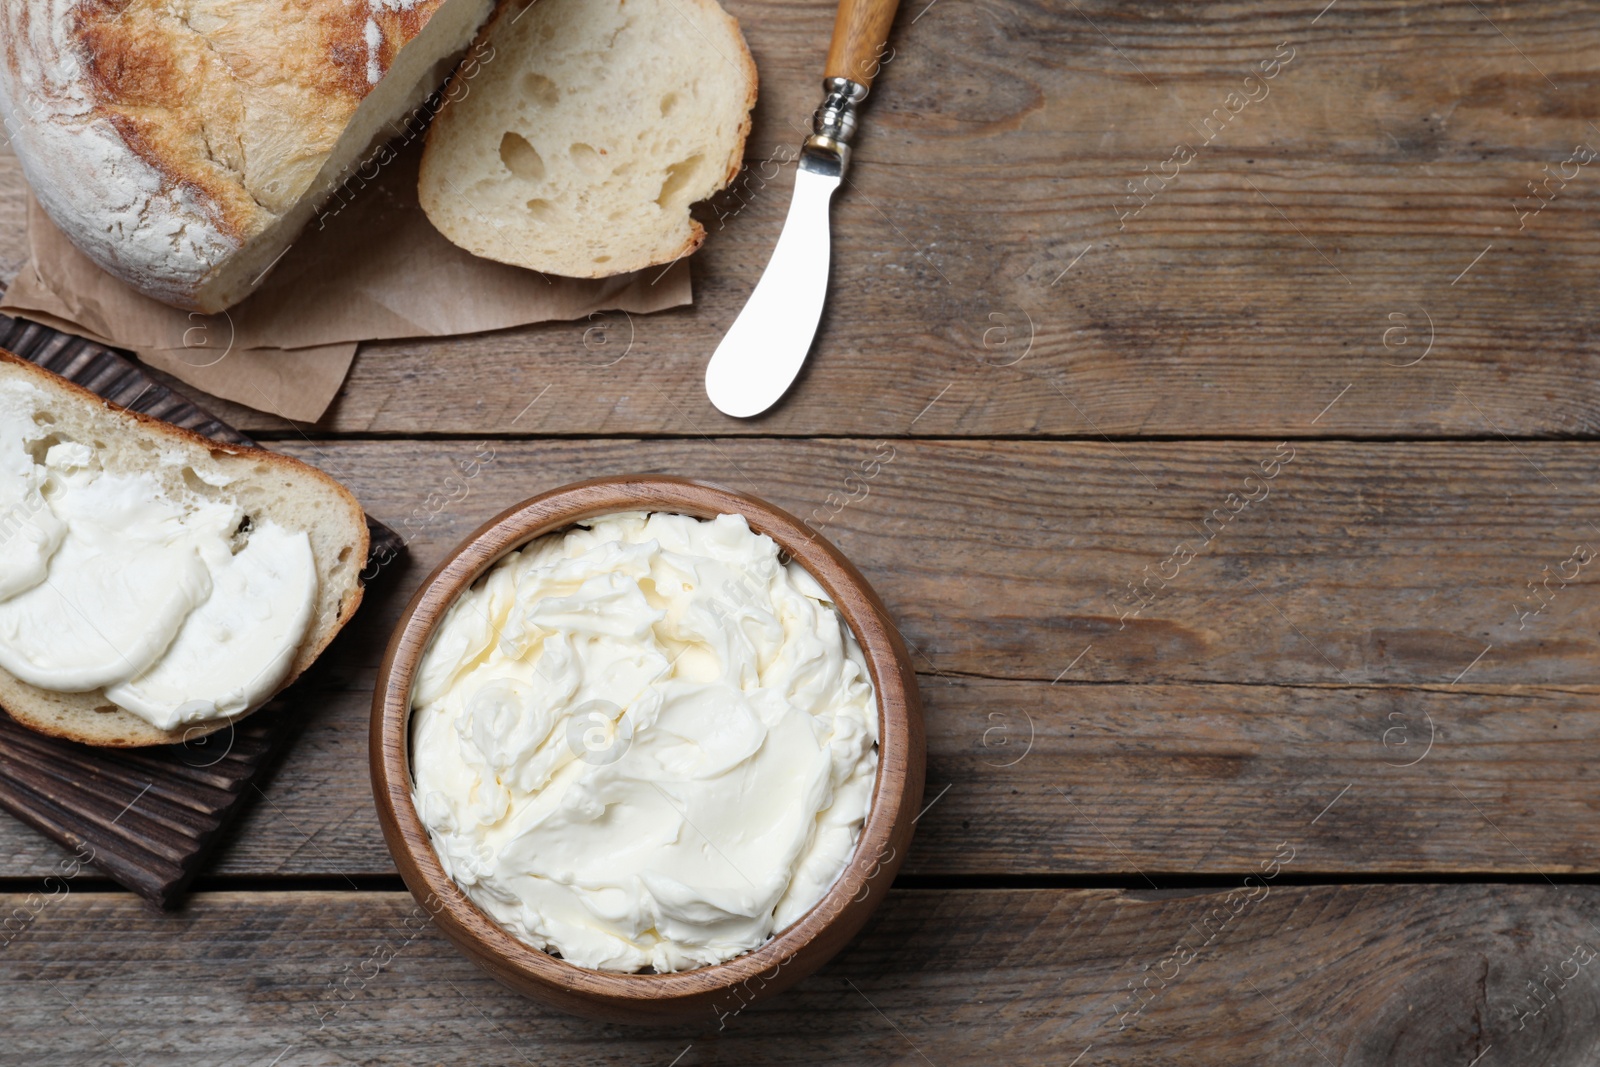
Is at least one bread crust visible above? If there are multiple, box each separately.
[0,0,455,310]
[0,350,369,747]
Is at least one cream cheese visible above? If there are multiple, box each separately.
[0,463,228,691]
[106,522,318,729]
[0,377,320,727]
[410,511,879,973]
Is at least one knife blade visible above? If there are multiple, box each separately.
[705,152,840,418]
[705,0,901,418]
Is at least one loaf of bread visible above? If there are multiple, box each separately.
[0,352,369,747]
[0,0,496,312]
[418,0,757,277]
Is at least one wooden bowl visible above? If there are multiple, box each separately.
[371,475,924,1023]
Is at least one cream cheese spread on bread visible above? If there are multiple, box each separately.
[0,378,318,729]
[410,511,878,973]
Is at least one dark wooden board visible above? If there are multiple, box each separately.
[0,316,403,907]
[3,885,1595,1065]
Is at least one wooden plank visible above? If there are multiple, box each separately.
[77,678,1600,879]
[7,2,1600,436]
[12,677,1599,880]
[262,436,1600,688]
[4,436,1600,878]
[1,886,1594,1063]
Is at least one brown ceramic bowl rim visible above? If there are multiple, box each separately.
[371,475,920,1006]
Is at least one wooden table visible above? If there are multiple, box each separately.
[4,1,1600,1062]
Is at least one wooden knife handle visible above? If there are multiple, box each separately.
[823,0,901,91]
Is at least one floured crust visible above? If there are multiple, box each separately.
[0,350,369,747]
[0,0,471,310]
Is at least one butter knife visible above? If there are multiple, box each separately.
[704,0,901,418]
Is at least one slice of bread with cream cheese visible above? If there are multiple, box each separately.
[0,352,368,746]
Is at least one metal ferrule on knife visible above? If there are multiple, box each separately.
[807,77,869,175]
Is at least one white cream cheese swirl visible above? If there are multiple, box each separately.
[0,378,319,729]
[410,511,879,973]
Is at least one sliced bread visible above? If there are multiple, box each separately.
[0,352,369,747]
[418,0,757,277]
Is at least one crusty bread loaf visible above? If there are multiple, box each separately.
[0,0,495,312]
[0,352,369,747]
[418,0,756,277]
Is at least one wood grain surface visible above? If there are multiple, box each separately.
[824,0,900,89]
[4,886,1598,1065]
[5,0,1600,1062]
[1,436,1596,883]
[5,2,1600,438]
[230,439,1600,688]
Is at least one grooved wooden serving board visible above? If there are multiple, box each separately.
[0,313,402,908]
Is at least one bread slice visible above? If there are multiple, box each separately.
[0,352,369,747]
[418,0,757,277]
[0,0,497,311]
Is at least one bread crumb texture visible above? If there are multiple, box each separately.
[419,0,757,277]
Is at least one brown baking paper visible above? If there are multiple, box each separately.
[0,141,691,422]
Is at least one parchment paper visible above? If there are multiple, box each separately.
[0,140,691,421]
